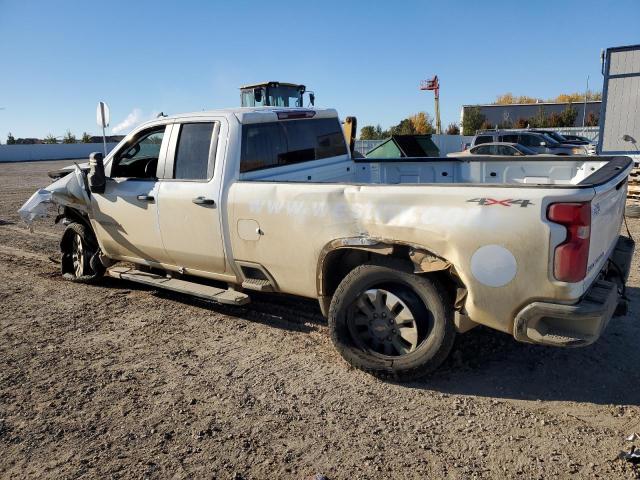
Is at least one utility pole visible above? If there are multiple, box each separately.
[420,76,441,134]
[582,75,589,127]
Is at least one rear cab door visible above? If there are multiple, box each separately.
[156,118,227,276]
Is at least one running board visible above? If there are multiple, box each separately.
[241,278,274,292]
[107,267,250,306]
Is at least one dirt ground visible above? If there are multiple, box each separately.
[1,160,639,479]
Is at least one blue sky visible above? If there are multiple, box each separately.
[0,0,638,139]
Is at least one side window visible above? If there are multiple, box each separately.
[520,134,543,147]
[472,145,490,154]
[500,134,519,143]
[111,127,165,179]
[240,118,347,173]
[474,135,492,145]
[173,123,215,180]
[497,145,514,155]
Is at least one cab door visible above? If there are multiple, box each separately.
[156,120,226,275]
[90,125,171,265]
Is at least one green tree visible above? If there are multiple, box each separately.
[559,104,578,127]
[389,118,416,136]
[445,122,460,135]
[528,106,547,128]
[62,130,77,144]
[6,132,16,144]
[462,106,486,135]
[43,134,58,144]
[359,124,387,140]
[359,125,377,140]
[81,132,92,143]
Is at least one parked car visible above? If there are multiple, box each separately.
[529,129,575,144]
[20,107,634,381]
[562,134,598,154]
[472,130,588,155]
[562,134,593,144]
[447,142,540,157]
[530,129,597,155]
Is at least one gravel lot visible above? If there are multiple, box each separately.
[1,160,639,479]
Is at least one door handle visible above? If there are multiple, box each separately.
[192,196,216,207]
[136,194,155,202]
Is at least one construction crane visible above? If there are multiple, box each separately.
[420,76,441,134]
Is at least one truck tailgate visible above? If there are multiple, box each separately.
[584,171,628,290]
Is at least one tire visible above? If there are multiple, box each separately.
[328,259,455,381]
[60,222,105,283]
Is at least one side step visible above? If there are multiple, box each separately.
[107,267,250,306]
[241,278,274,292]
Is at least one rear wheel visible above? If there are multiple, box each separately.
[60,222,105,283]
[328,260,455,381]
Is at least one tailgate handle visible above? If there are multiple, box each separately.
[136,194,155,202]
[192,196,216,207]
[615,178,627,191]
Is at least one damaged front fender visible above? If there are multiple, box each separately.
[18,166,91,226]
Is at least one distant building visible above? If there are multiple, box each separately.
[460,101,601,128]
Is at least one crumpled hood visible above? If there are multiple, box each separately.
[18,166,91,225]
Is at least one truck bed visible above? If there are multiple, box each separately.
[240,155,628,187]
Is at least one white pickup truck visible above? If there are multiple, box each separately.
[20,107,635,381]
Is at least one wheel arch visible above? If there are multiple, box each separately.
[316,237,467,317]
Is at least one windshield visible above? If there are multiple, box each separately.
[268,86,304,107]
[545,131,567,143]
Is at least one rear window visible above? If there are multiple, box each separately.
[474,135,492,145]
[240,118,347,173]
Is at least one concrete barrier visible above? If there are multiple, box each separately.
[0,143,119,162]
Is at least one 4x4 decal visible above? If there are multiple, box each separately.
[467,198,533,207]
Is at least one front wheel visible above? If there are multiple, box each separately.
[60,222,105,283]
[328,260,455,381]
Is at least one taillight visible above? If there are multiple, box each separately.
[547,202,591,282]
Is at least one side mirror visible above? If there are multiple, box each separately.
[88,152,106,194]
[253,88,263,103]
[309,92,315,106]
[540,141,546,147]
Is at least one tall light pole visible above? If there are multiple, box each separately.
[582,75,590,128]
[420,76,442,134]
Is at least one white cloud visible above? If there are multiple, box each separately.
[111,108,159,134]
[111,108,142,134]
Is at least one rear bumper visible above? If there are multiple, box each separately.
[513,236,634,347]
